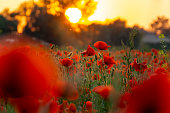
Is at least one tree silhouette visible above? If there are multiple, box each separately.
[7,0,98,45]
[5,0,142,47]
[0,15,17,35]
[84,19,142,47]
[151,16,170,35]
[40,0,97,18]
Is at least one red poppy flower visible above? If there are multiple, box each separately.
[80,51,87,56]
[64,51,69,56]
[60,58,73,67]
[72,55,80,62]
[86,61,92,68]
[97,59,103,66]
[48,101,59,113]
[146,52,152,56]
[40,44,44,48]
[0,44,58,99]
[9,96,40,113]
[154,67,167,74]
[151,48,158,56]
[0,38,61,113]
[124,68,170,113]
[93,86,113,99]
[131,58,147,73]
[86,45,95,56]
[58,100,69,113]
[86,101,92,113]
[118,92,131,109]
[153,58,159,63]
[159,58,166,66]
[86,101,92,109]
[0,106,4,112]
[103,55,116,67]
[92,74,100,80]
[120,50,125,54]
[94,41,111,50]
[81,45,95,56]
[58,104,64,113]
[57,50,62,56]
[49,43,53,47]
[67,103,76,113]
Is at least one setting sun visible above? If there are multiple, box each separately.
[65,8,82,23]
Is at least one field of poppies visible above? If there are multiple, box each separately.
[0,33,169,113]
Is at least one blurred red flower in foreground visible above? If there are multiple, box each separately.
[48,101,59,113]
[122,67,170,113]
[94,41,111,50]
[93,86,113,99]
[60,58,73,67]
[118,92,131,109]
[103,55,116,67]
[9,96,40,113]
[0,37,60,113]
[0,42,58,99]
[81,45,95,56]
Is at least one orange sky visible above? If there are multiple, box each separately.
[1,0,170,29]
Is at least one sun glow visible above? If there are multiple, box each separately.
[65,8,82,23]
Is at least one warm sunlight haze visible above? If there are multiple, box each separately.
[1,0,170,29]
[65,8,82,23]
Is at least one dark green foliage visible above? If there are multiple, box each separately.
[0,15,17,34]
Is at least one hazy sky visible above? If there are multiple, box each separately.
[90,0,170,29]
[0,0,170,29]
